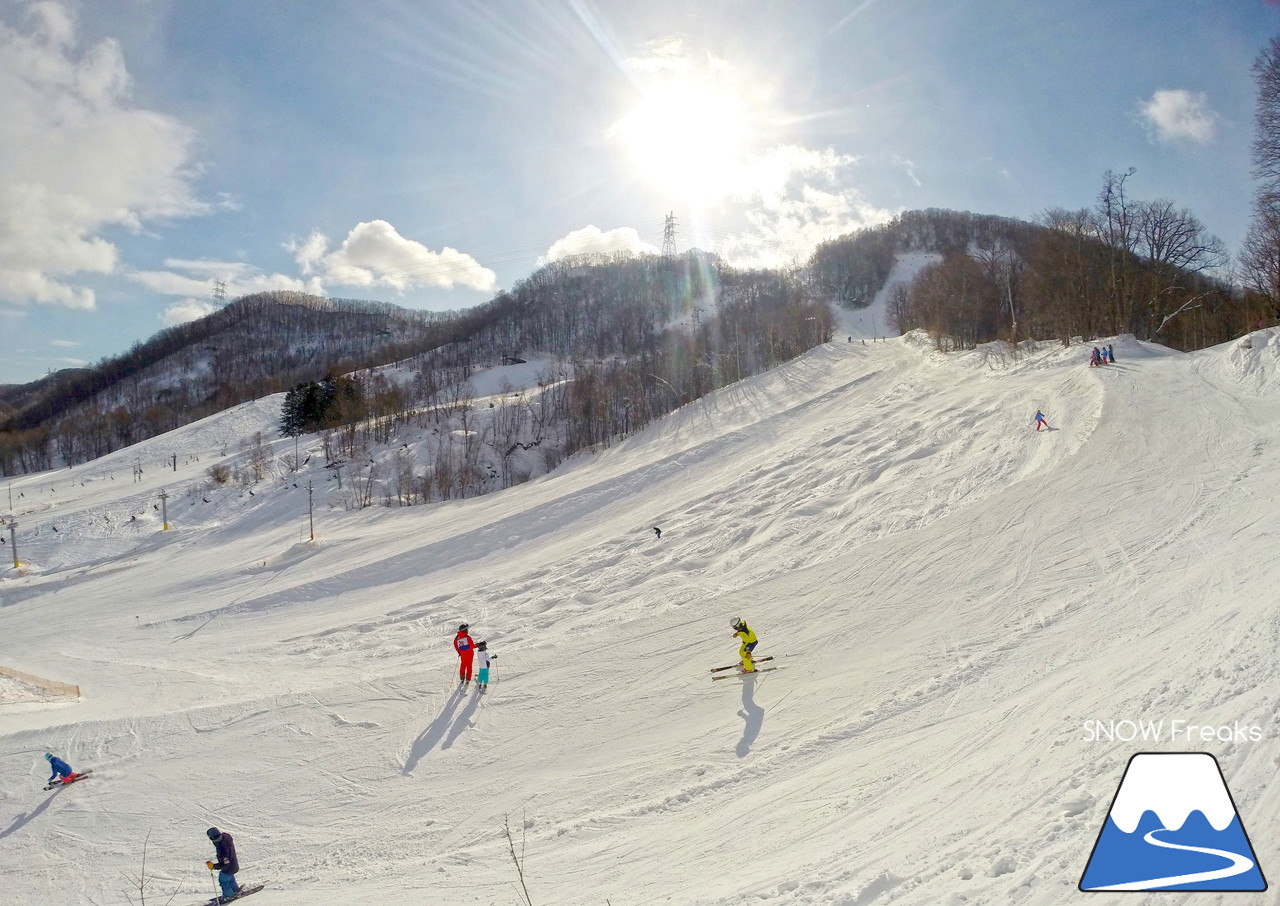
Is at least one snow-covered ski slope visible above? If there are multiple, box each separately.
[2,330,1279,906]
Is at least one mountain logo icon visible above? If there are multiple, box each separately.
[1079,752,1267,892]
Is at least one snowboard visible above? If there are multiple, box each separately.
[44,769,93,791]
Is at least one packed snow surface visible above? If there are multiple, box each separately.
[1,331,1278,905]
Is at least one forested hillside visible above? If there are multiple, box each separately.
[0,253,829,477]
[5,189,1276,479]
[813,180,1275,351]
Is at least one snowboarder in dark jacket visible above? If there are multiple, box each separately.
[206,827,241,899]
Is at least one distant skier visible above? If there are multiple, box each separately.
[454,623,476,684]
[730,618,759,673]
[1107,344,1115,363]
[44,752,77,785]
[205,827,241,900]
[475,640,497,692]
[1034,410,1050,431]
[1089,347,1101,367]
[653,526,662,540]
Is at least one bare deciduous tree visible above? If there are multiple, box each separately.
[1242,35,1280,315]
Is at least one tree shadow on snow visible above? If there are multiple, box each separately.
[0,788,61,839]
[736,676,764,758]
[403,686,467,774]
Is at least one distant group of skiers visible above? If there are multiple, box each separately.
[1090,345,1116,367]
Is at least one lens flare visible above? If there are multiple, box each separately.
[609,77,755,201]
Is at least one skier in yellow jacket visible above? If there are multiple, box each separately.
[730,617,759,673]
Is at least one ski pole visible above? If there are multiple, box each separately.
[207,862,220,899]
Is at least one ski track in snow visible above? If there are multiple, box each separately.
[1,330,1279,905]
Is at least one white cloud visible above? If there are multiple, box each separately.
[709,146,893,270]
[732,145,860,209]
[626,36,694,75]
[1140,89,1218,145]
[543,226,659,264]
[289,220,497,293]
[0,2,208,310]
[49,338,80,347]
[893,155,922,188]
[288,233,329,278]
[160,258,257,280]
[129,259,321,300]
[718,188,894,270]
[160,298,218,327]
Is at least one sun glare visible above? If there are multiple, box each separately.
[610,78,755,201]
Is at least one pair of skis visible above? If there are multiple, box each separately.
[194,881,267,905]
[710,656,783,680]
[43,769,93,791]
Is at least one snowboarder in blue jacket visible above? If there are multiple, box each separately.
[44,753,76,785]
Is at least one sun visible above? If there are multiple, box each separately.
[609,76,754,202]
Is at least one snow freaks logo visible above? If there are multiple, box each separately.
[1082,719,1263,744]
[1079,753,1267,892]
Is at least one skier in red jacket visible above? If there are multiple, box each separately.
[454,623,476,684]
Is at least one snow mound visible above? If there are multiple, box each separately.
[1210,327,1280,394]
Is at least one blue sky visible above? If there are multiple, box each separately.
[2,0,1277,384]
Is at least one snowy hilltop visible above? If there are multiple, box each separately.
[0,329,1277,905]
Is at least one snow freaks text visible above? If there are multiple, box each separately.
[1082,720,1264,744]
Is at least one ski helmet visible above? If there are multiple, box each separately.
[730,617,744,630]
[206,827,221,842]
[458,623,469,633]
[44,753,53,762]
[477,640,487,651]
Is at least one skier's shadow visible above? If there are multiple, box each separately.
[736,676,764,758]
[0,789,60,840]
[442,691,483,750]
[403,686,467,774]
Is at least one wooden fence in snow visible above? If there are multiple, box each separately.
[0,665,80,698]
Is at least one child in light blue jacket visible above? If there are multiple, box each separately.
[476,641,497,692]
